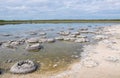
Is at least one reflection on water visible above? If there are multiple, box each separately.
[0,23,119,74]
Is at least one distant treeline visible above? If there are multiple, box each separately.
[0,19,120,25]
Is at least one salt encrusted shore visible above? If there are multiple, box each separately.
[51,25,120,78]
[1,25,120,78]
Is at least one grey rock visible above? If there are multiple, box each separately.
[58,31,70,36]
[29,32,37,35]
[75,38,89,43]
[55,37,64,40]
[6,59,13,63]
[39,38,47,43]
[72,32,80,35]
[1,34,12,36]
[76,35,87,38]
[26,43,42,51]
[93,35,108,40]
[47,38,55,43]
[63,37,70,41]
[79,28,88,31]
[2,42,16,49]
[10,60,37,74]
[26,38,39,43]
[39,32,46,35]
[10,41,20,46]
[68,27,74,30]
[68,34,76,38]
[69,38,76,42]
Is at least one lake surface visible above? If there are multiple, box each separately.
[0,23,119,74]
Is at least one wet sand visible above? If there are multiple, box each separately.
[1,24,120,78]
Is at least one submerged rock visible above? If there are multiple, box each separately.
[63,37,70,41]
[26,38,39,43]
[69,38,76,42]
[39,38,47,43]
[55,36,64,40]
[26,43,42,51]
[10,41,21,46]
[93,35,108,40]
[29,32,37,35]
[1,34,12,36]
[58,31,70,36]
[75,38,89,43]
[79,28,88,31]
[47,38,55,43]
[72,32,80,35]
[39,32,46,35]
[68,34,76,38]
[2,42,16,49]
[10,60,37,74]
[76,35,87,38]
[68,27,74,30]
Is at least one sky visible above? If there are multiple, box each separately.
[0,0,120,20]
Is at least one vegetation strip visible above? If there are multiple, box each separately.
[0,19,120,25]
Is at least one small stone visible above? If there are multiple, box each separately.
[82,59,99,68]
[79,28,88,31]
[5,59,13,63]
[53,64,58,68]
[75,38,89,43]
[93,35,108,40]
[105,56,119,63]
[68,27,74,30]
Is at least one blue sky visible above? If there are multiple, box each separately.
[0,0,120,20]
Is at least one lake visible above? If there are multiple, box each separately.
[0,23,119,74]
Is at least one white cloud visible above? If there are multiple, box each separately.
[0,0,120,19]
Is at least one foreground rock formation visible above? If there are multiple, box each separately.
[10,60,37,74]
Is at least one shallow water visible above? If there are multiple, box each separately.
[0,23,119,74]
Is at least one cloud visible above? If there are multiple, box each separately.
[0,0,120,19]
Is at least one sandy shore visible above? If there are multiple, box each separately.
[1,24,120,78]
